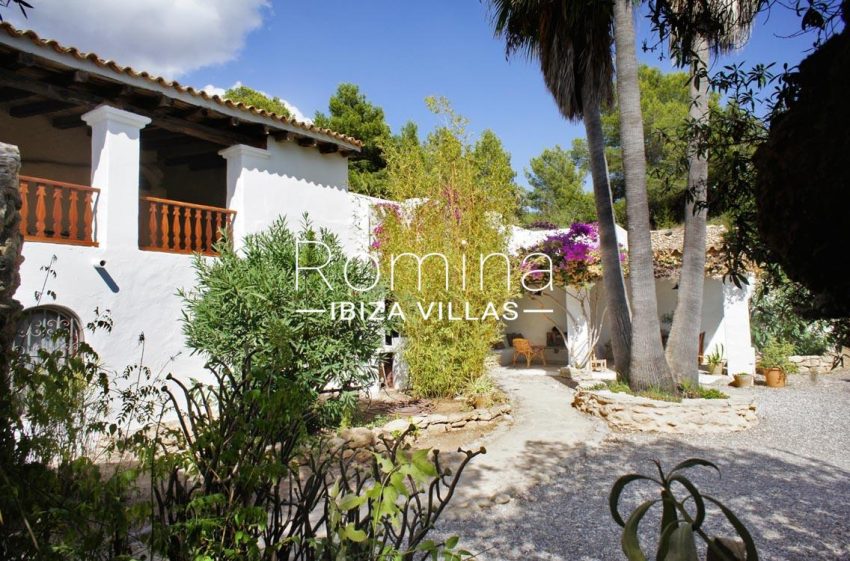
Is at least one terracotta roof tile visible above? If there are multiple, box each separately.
[0,23,362,149]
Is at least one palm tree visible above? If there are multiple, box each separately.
[661,0,761,384]
[491,0,633,381]
[612,0,677,392]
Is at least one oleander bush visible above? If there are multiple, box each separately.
[181,217,387,426]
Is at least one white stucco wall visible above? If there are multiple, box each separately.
[220,140,371,254]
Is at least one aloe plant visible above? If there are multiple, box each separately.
[610,458,758,561]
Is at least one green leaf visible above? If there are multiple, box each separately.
[338,493,366,512]
[610,474,662,526]
[446,535,459,549]
[342,523,367,543]
[667,475,706,530]
[663,523,699,561]
[668,458,720,479]
[621,499,659,561]
[411,448,438,478]
[703,495,759,561]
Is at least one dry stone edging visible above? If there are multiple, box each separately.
[338,403,512,449]
[572,389,758,434]
[788,353,843,373]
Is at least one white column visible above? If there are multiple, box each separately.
[219,144,271,248]
[566,286,591,369]
[722,276,756,375]
[82,105,150,249]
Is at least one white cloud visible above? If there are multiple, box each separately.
[202,81,312,124]
[6,0,270,78]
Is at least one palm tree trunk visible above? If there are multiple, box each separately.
[666,38,710,386]
[0,142,23,464]
[582,96,632,382]
[612,0,676,392]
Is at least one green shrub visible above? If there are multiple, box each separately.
[760,337,799,373]
[376,100,519,398]
[681,381,729,400]
[140,365,481,561]
[751,277,831,355]
[181,217,386,425]
[1,312,143,559]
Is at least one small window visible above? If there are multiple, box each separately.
[14,306,82,358]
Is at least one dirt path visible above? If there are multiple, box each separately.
[446,365,608,508]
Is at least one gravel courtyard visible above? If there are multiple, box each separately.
[439,369,850,561]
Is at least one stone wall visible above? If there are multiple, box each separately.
[788,353,842,373]
[573,390,758,434]
[337,403,512,449]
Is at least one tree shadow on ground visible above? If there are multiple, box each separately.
[439,437,850,561]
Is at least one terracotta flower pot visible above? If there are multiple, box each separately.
[764,367,786,388]
[733,373,754,388]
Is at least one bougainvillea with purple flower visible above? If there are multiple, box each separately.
[521,222,627,288]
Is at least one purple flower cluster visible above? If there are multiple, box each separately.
[521,222,624,287]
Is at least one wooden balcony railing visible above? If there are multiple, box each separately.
[139,196,235,256]
[19,176,99,246]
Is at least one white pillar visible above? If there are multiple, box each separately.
[566,286,592,368]
[722,277,756,375]
[82,105,150,249]
[219,144,271,248]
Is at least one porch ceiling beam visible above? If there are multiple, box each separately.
[51,112,88,129]
[164,152,221,167]
[9,99,75,118]
[0,86,32,103]
[0,69,266,148]
[155,142,220,159]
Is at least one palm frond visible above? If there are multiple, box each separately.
[490,0,615,120]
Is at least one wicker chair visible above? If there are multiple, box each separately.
[511,338,546,367]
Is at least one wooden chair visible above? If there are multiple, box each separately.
[512,338,546,367]
[590,352,607,372]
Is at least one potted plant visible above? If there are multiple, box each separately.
[759,339,798,388]
[733,372,754,387]
[705,345,725,376]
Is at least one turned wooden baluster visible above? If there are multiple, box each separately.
[214,212,222,245]
[68,190,79,240]
[148,200,158,248]
[226,213,234,241]
[52,188,63,238]
[19,181,29,236]
[83,192,94,243]
[172,206,181,251]
[205,210,213,251]
[193,208,202,252]
[183,207,192,251]
[35,184,47,238]
[160,203,170,249]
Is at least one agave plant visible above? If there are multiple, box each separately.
[609,458,758,561]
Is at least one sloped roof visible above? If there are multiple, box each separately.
[650,224,727,253]
[651,224,731,279]
[0,22,362,150]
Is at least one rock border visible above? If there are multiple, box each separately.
[788,354,841,373]
[573,389,758,434]
[338,403,512,450]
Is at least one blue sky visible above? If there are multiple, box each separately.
[182,1,817,189]
[11,1,823,189]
